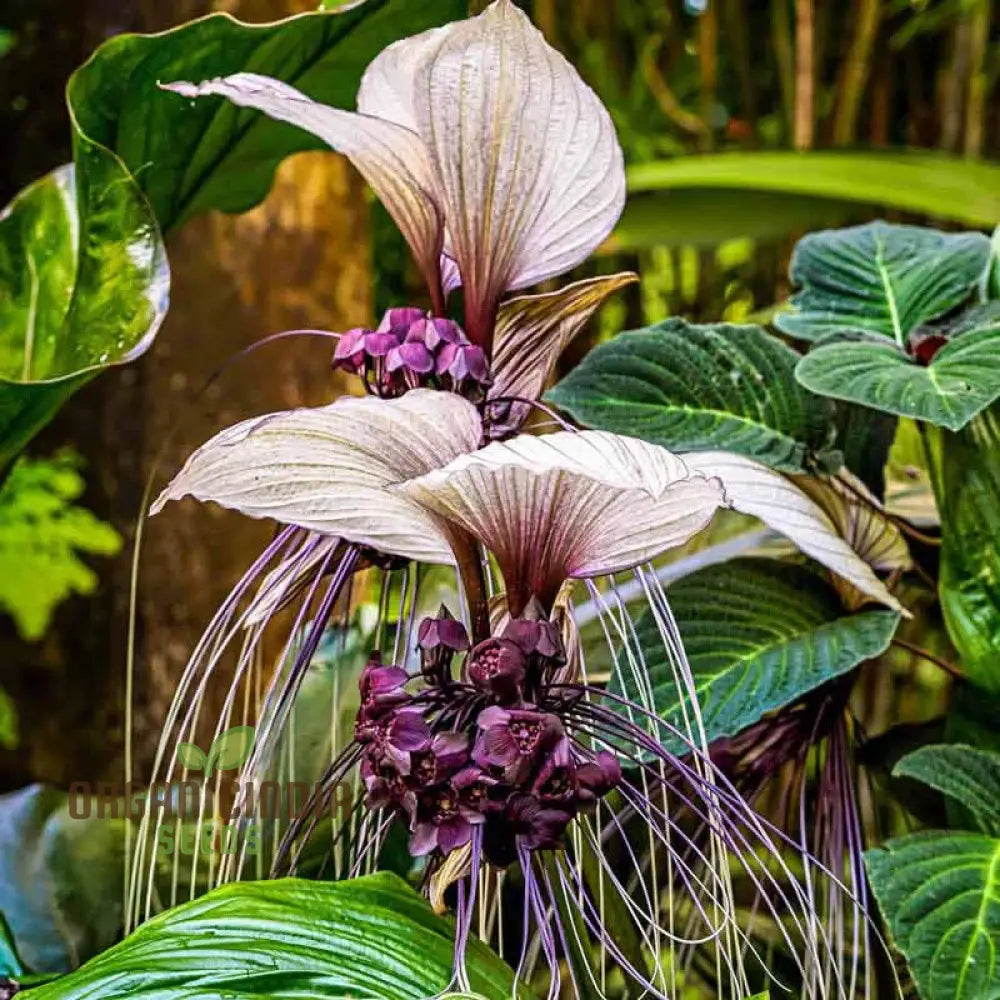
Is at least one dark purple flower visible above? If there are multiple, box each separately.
[410,731,471,786]
[473,705,565,785]
[409,783,484,857]
[358,653,408,719]
[417,608,470,685]
[502,618,562,659]
[506,793,574,851]
[466,637,526,703]
[573,750,622,803]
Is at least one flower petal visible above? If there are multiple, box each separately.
[152,389,482,565]
[488,272,638,432]
[399,430,724,612]
[408,0,626,341]
[162,73,445,300]
[684,450,906,613]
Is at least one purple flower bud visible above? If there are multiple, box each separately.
[502,618,563,659]
[466,637,526,704]
[417,608,470,687]
[437,342,490,383]
[406,316,464,350]
[378,307,426,333]
[332,327,369,372]
[358,654,408,715]
[386,340,435,374]
[574,750,622,802]
[364,331,402,357]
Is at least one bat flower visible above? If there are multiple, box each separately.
[164,0,636,435]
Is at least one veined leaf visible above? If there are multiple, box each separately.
[68,0,465,233]
[547,320,834,473]
[931,405,1000,690]
[0,0,465,465]
[626,152,1000,231]
[0,154,168,470]
[894,745,1000,837]
[795,325,1000,432]
[611,559,900,750]
[22,874,518,1000]
[867,832,1000,1000]
[775,221,991,345]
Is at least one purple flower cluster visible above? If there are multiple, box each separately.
[333,307,491,400]
[355,608,621,868]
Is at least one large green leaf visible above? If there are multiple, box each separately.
[866,832,1000,1000]
[22,874,517,1000]
[775,221,991,345]
[795,325,1000,432]
[627,152,1000,230]
[0,786,127,974]
[930,405,1000,689]
[547,320,834,473]
[0,0,464,465]
[0,152,168,470]
[894,745,1000,837]
[611,559,899,749]
[68,1,464,232]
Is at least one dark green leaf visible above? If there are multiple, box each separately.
[866,831,1000,1000]
[612,559,899,750]
[547,320,834,473]
[0,786,127,974]
[205,725,255,776]
[932,405,1000,689]
[795,325,1000,432]
[68,0,465,233]
[832,403,896,500]
[0,913,24,979]
[775,221,991,344]
[22,874,518,1000]
[0,153,168,468]
[626,153,1000,230]
[894,745,1000,837]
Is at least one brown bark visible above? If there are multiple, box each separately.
[0,0,372,791]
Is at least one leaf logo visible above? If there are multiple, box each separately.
[175,726,255,780]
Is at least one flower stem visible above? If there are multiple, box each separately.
[450,528,491,644]
[891,636,964,681]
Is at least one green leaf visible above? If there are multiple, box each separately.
[795,325,1000,432]
[0,154,168,469]
[0,786,128,974]
[611,559,900,750]
[607,188,860,251]
[205,725,255,777]
[0,452,121,640]
[894,745,1000,837]
[866,831,1000,1000]
[775,221,991,345]
[627,152,1000,230]
[547,320,834,473]
[0,913,24,979]
[68,0,465,233]
[931,405,1000,689]
[174,744,208,773]
[0,0,464,465]
[22,874,518,1000]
